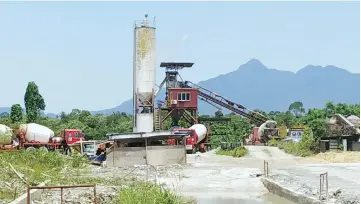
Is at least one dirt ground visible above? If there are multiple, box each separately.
[158,146,360,204]
[158,147,296,204]
[305,151,360,163]
[30,146,360,204]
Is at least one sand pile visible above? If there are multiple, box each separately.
[310,151,360,163]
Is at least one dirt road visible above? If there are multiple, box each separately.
[159,146,360,204]
[159,146,297,204]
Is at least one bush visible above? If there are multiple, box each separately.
[271,127,315,157]
[216,146,249,157]
[115,182,194,204]
[268,138,279,147]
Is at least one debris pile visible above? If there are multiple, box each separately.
[270,174,360,204]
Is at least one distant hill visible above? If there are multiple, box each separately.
[1,59,360,116]
[0,107,57,118]
[0,107,10,115]
[92,59,360,115]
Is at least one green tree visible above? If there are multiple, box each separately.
[275,111,294,128]
[24,81,46,123]
[10,104,23,123]
[254,109,267,116]
[325,101,335,117]
[288,101,305,117]
[60,112,69,123]
[215,110,224,118]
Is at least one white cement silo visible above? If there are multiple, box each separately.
[133,14,156,132]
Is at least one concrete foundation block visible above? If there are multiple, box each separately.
[261,178,323,204]
[10,180,50,204]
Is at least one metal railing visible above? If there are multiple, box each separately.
[27,184,97,204]
[319,172,329,201]
[264,160,269,177]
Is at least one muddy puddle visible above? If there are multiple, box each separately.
[194,193,295,204]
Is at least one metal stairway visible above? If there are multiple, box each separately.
[154,109,161,131]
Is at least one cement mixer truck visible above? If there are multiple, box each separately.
[172,124,210,154]
[0,124,14,148]
[249,120,279,145]
[0,123,85,151]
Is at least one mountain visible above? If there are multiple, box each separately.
[1,59,359,116]
[0,107,57,118]
[0,107,10,115]
[91,89,167,115]
[94,59,360,115]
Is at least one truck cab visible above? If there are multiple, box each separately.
[172,128,199,153]
[60,129,85,145]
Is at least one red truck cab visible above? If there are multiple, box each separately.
[251,127,260,145]
[171,128,201,154]
[60,129,85,145]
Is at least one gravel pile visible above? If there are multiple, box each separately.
[32,185,119,204]
[90,164,188,181]
[270,173,360,204]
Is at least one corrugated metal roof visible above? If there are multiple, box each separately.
[107,131,188,140]
[336,114,355,127]
[347,115,360,120]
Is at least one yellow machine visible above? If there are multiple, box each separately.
[278,125,288,138]
[277,124,308,138]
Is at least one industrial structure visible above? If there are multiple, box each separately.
[106,15,189,167]
[133,14,156,133]
[106,14,282,167]
[154,62,280,148]
[154,62,198,130]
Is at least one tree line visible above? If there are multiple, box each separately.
[0,82,359,146]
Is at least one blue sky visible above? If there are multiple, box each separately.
[0,1,359,114]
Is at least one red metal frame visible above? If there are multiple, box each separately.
[167,88,198,109]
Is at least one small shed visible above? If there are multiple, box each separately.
[323,114,360,151]
[106,131,188,167]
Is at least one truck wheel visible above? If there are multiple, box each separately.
[39,147,49,152]
[26,147,36,152]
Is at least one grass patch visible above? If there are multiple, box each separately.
[0,150,89,201]
[268,127,316,157]
[115,182,194,204]
[278,141,313,157]
[216,146,249,158]
[0,150,88,184]
[0,151,192,204]
[268,138,279,147]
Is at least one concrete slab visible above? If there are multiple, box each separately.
[272,163,360,197]
[261,178,323,204]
